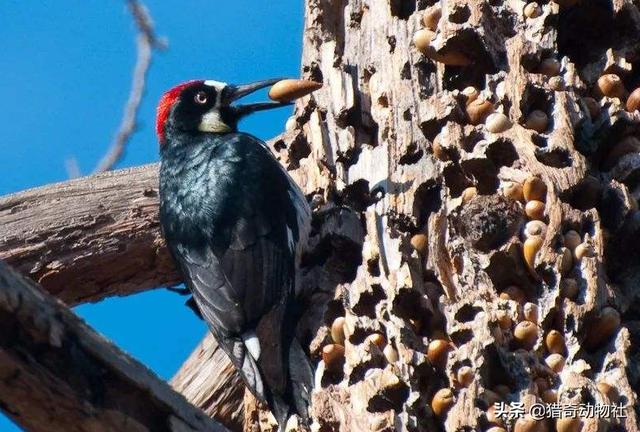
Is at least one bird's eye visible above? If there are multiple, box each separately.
[194,91,208,104]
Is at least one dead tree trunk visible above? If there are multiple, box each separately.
[246,0,640,430]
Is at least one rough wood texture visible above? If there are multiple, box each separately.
[243,0,640,430]
[0,260,228,432]
[0,164,178,305]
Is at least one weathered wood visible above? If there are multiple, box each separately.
[0,164,178,305]
[0,260,229,432]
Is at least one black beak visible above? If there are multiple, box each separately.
[224,78,292,117]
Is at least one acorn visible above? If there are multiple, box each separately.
[456,366,474,387]
[431,388,454,416]
[366,333,386,348]
[514,417,540,432]
[545,353,566,373]
[331,316,346,344]
[413,29,435,53]
[539,58,561,76]
[410,233,429,254]
[525,220,547,238]
[461,187,478,204]
[523,235,543,271]
[523,302,539,323]
[563,230,581,250]
[574,242,594,261]
[496,310,513,329]
[541,388,558,403]
[556,418,582,432]
[503,181,525,202]
[485,112,512,133]
[486,405,505,426]
[383,344,399,363]
[269,79,323,102]
[523,176,547,202]
[627,87,640,112]
[549,76,565,91]
[603,136,640,170]
[524,110,548,133]
[432,135,449,161]
[422,5,442,30]
[523,2,542,18]
[322,344,345,370]
[597,74,626,99]
[427,339,453,367]
[585,307,620,349]
[462,86,480,104]
[525,200,545,220]
[582,97,600,118]
[559,247,574,275]
[502,285,526,303]
[560,278,579,300]
[545,330,566,354]
[514,320,538,350]
[596,381,619,403]
[466,98,495,125]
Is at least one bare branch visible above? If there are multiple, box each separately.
[0,260,229,432]
[93,0,167,174]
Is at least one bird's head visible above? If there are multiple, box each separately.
[156,78,289,145]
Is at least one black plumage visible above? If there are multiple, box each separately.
[157,80,313,430]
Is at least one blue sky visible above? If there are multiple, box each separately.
[0,1,303,429]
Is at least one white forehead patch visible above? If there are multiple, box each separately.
[204,80,226,90]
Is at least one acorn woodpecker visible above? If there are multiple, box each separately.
[156,78,313,429]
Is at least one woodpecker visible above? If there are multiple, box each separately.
[156,78,313,429]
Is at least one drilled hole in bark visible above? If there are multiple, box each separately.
[531,134,547,148]
[450,329,473,345]
[288,134,312,169]
[273,139,286,151]
[455,304,482,323]
[444,163,471,197]
[559,176,603,210]
[485,250,533,296]
[399,142,424,165]
[420,118,446,142]
[486,139,519,168]
[324,300,346,327]
[443,65,487,93]
[557,0,615,70]
[352,283,385,318]
[448,4,471,24]
[462,130,485,152]
[389,0,416,19]
[302,234,363,284]
[520,85,554,132]
[387,36,396,53]
[392,287,431,322]
[413,180,442,228]
[342,179,372,211]
[401,61,412,80]
[367,254,380,277]
[459,158,499,194]
[367,379,410,412]
[534,147,572,168]
[415,59,436,98]
[304,62,324,84]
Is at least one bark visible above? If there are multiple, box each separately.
[0,260,228,432]
[0,164,178,305]
[243,0,640,430]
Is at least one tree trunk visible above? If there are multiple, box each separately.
[245,0,640,430]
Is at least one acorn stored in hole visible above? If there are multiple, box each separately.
[461,187,478,204]
[525,200,545,220]
[503,181,524,202]
[541,389,558,403]
[545,330,566,354]
[466,98,495,125]
[627,87,640,112]
[597,74,626,99]
[462,86,479,104]
[485,112,512,133]
[585,307,620,349]
[523,235,543,271]
[366,333,386,348]
[563,230,581,251]
[268,79,323,102]
[322,344,345,370]
[545,353,566,373]
[413,29,435,53]
[331,317,346,344]
[525,220,547,238]
[523,176,547,202]
[574,242,594,261]
[431,388,455,416]
[456,366,474,387]
[422,5,442,30]
[383,344,399,363]
[514,320,538,350]
[523,2,542,18]
[427,339,453,367]
[410,233,429,254]
[523,302,539,323]
[539,58,561,76]
[524,110,548,133]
